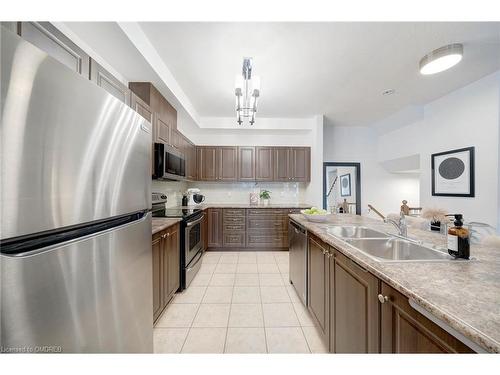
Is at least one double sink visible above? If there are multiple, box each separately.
[326,226,451,262]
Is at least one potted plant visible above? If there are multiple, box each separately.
[259,190,271,206]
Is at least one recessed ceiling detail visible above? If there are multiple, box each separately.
[132,22,500,127]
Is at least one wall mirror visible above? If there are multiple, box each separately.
[323,162,361,215]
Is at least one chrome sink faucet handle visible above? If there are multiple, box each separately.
[398,211,408,237]
[384,211,408,237]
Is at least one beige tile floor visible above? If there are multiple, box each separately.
[154,250,329,354]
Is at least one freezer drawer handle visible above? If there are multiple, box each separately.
[186,251,203,271]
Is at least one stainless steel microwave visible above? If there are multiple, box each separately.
[153,143,186,180]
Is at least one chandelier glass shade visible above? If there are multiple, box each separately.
[235,58,260,125]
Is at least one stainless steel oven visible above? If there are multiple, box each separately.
[183,212,205,289]
[153,143,185,180]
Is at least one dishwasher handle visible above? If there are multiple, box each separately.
[290,221,306,234]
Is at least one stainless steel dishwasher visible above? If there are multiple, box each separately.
[288,220,308,305]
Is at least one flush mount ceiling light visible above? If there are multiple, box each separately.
[419,43,463,75]
[235,57,260,125]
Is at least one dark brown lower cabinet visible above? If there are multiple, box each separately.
[152,233,162,322]
[333,251,380,353]
[380,282,474,353]
[302,233,475,353]
[207,208,223,248]
[165,225,180,299]
[206,208,294,250]
[307,235,330,346]
[153,224,180,324]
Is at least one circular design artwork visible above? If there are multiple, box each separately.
[342,178,349,188]
[438,157,465,180]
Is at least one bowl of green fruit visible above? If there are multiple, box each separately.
[300,207,331,222]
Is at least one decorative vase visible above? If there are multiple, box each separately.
[262,199,270,206]
[430,221,441,231]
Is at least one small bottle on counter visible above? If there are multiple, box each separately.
[446,214,470,259]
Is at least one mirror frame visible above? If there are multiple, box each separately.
[323,162,362,215]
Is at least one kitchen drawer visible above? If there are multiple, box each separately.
[223,216,246,225]
[247,209,286,216]
[246,233,287,248]
[223,208,245,217]
[223,232,245,247]
[224,224,246,232]
[247,218,287,231]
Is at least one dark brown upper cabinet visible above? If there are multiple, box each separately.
[17,22,90,77]
[171,129,183,150]
[90,59,130,104]
[274,147,310,182]
[197,146,218,181]
[218,147,239,181]
[255,146,274,181]
[238,147,256,181]
[289,147,311,182]
[154,113,171,144]
[197,145,310,182]
[129,82,177,147]
[197,146,238,181]
[186,141,197,180]
[274,147,290,181]
[130,93,153,123]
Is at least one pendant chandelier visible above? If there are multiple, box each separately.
[235,57,260,125]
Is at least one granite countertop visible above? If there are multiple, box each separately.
[171,203,312,210]
[289,213,500,353]
[152,218,182,235]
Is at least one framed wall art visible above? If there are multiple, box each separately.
[431,146,475,197]
[340,173,351,197]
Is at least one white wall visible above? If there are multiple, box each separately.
[377,71,500,228]
[323,125,420,217]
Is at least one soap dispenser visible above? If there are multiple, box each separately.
[446,214,470,259]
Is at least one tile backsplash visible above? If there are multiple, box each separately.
[187,182,306,205]
[152,180,188,207]
[152,180,308,206]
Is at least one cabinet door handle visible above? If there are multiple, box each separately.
[378,294,390,304]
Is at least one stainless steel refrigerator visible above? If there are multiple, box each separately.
[0,29,153,353]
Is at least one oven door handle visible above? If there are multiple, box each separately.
[186,213,205,227]
[186,251,203,272]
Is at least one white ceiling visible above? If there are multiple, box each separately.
[138,22,500,126]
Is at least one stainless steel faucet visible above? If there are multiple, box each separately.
[384,211,408,237]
